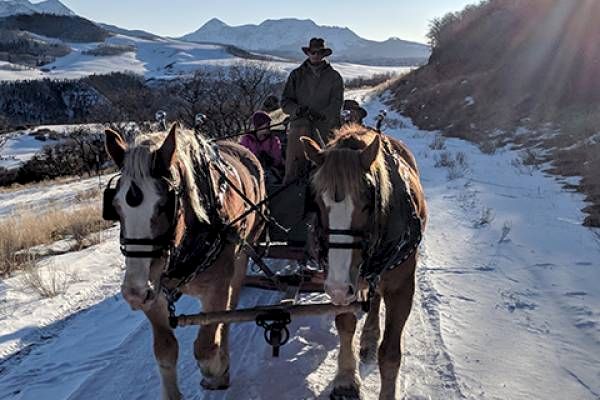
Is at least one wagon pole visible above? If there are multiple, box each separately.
[174,301,363,327]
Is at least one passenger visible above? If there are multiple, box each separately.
[342,99,368,125]
[240,111,283,169]
[262,95,281,113]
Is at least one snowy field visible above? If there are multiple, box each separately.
[0,34,413,82]
[0,174,107,218]
[0,88,599,399]
[0,124,104,171]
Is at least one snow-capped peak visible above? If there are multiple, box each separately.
[0,0,75,17]
[180,18,430,65]
[32,0,75,16]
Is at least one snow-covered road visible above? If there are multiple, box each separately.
[1,89,599,399]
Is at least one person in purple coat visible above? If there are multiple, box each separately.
[240,111,283,168]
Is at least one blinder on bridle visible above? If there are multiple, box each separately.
[102,174,121,221]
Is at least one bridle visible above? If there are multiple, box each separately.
[315,149,423,284]
[102,131,272,296]
[103,173,183,259]
[325,229,367,250]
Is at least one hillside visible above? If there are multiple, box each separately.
[0,28,70,66]
[0,13,110,42]
[390,0,600,226]
[0,0,74,17]
[182,18,430,66]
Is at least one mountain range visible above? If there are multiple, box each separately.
[181,18,430,66]
[0,0,429,71]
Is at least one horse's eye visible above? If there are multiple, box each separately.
[126,182,144,207]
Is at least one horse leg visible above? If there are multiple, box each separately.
[331,312,361,400]
[378,271,415,400]
[359,293,382,364]
[194,251,246,390]
[145,297,182,400]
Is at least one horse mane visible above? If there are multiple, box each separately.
[121,129,210,224]
[311,123,392,214]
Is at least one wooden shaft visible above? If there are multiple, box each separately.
[176,302,363,327]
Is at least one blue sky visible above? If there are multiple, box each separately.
[51,0,478,43]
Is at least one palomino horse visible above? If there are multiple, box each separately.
[301,123,427,400]
[105,124,265,400]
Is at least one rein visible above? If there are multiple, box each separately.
[208,119,290,142]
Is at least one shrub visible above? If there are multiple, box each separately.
[20,256,75,298]
[0,202,111,276]
[83,44,135,57]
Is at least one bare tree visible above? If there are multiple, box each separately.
[168,62,285,137]
[69,127,107,177]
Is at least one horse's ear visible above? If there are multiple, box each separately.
[300,136,324,166]
[105,129,127,168]
[360,135,381,170]
[157,123,178,168]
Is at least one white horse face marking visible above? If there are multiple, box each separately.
[322,191,360,306]
[115,176,168,310]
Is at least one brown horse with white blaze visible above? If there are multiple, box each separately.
[105,124,265,400]
[301,123,427,400]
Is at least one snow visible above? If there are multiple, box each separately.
[0,173,106,218]
[0,34,414,82]
[0,124,103,171]
[0,133,46,170]
[0,61,44,80]
[181,18,430,63]
[0,0,74,17]
[464,96,475,106]
[1,88,599,399]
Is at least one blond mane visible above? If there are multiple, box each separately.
[122,129,210,223]
[311,123,392,213]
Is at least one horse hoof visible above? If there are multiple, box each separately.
[330,386,362,400]
[200,373,229,391]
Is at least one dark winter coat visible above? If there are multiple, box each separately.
[281,59,344,141]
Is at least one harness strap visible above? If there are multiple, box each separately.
[326,229,366,237]
[328,242,363,250]
[120,237,171,246]
[121,248,167,258]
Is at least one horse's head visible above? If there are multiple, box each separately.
[302,125,389,306]
[105,124,181,311]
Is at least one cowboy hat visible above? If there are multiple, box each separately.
[302,37,333,57]
[343,99,368,120]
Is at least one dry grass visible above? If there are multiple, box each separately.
[19,256,77,298]
[0,203,112,276]
[74,187,101,203]
[434,151,469,180]
[474,207,495,228]
[0,175,82,194]
[499,221,512,243]
[429,135,446,150]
